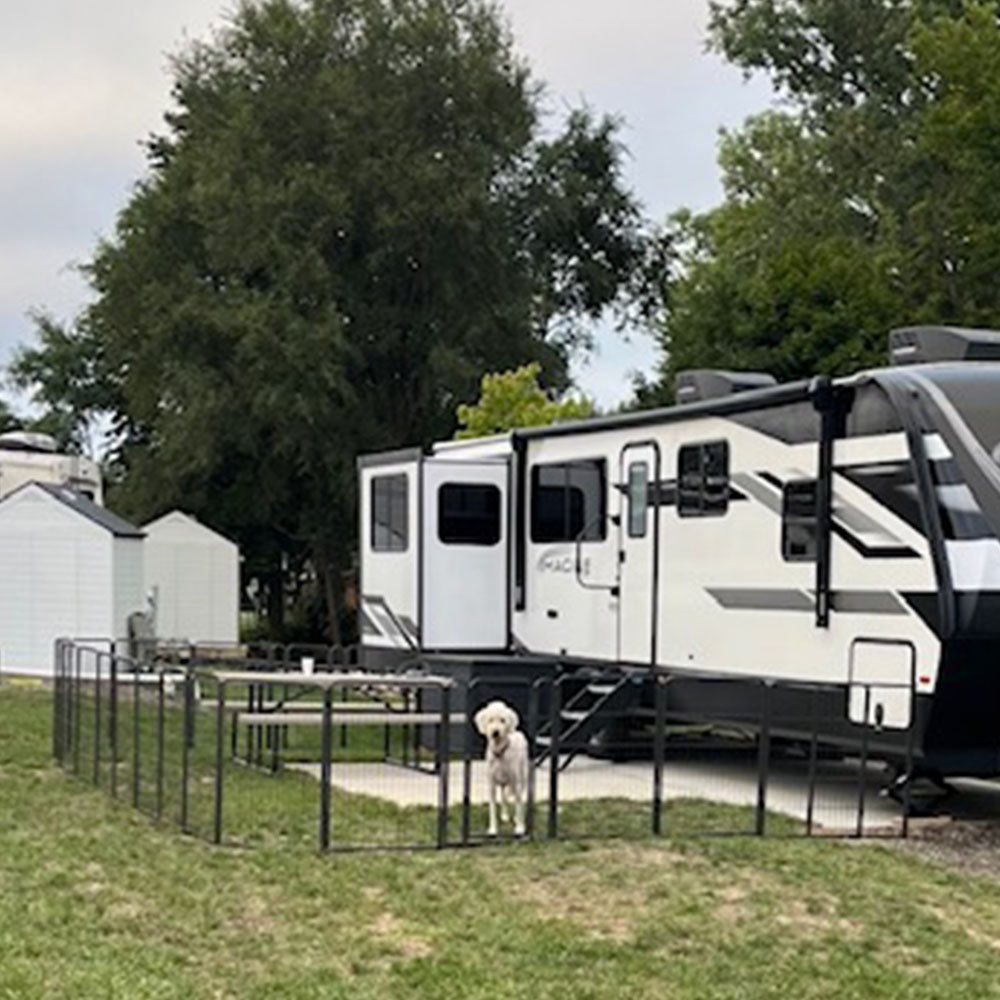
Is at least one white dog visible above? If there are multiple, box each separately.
[474,700,528,837]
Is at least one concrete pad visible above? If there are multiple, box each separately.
[288,750,926,833]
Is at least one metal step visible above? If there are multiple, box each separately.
[534,672,644,768]
[586,683,616,696]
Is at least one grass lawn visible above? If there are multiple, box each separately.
[4,685,1000,999]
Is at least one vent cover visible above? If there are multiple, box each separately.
[889,326,1000,365]
[675,369,777,405]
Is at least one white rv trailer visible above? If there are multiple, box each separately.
[0,431,103,504]
[359,327,1000,778]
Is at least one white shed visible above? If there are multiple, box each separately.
[141,510,239,644]
[0,482,145,677]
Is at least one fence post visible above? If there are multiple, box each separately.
[755,681,772,837]
[437,685,451,849]
[547,678,561,840]
[319,686,333,852]
[652,673,667,836]
[527,679,540,839]
[902,667,917,840]
[110,654,119,800]
[156,672,165,822]
[245,683,255,764]
[93,652,102,786]
[132,659,141,809]
[856,685,872,839]
[213,680,226,845]
[180,672,192,834]
[255,681,265,767]
[461,679,475,845]
[73,645,82,775]
[805,686,819,837]
[52,641,63,762]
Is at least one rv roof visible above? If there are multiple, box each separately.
[432,433,513,456]
[514,378,817,441]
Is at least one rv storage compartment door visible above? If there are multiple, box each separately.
[848,639,915,729]
[421,459,509,650]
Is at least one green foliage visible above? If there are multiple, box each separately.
[11,0,650,638]
[649,0,1000,401]
[454,362,593,438]
[0,396,18,434]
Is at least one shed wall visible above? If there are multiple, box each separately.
[0,488,113,676]
[143,513,239,643]
[113,537,145,642]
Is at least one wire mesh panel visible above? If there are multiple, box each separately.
[654,677,777,838]
[50,642,920,853]
[546,672,659,842]
[193,670,455,852]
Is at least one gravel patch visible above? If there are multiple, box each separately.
[896,818,1000,883]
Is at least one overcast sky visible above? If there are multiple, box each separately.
[0,0,774,417]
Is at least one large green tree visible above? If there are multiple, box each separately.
[13,0,651,640]
[649,0,1000,401]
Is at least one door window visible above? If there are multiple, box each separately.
[627,462,649,538]
[530,460,607,542]
[782,479,818,561]
[438,483,501,545]
[371,473,408,551]
[677,441,729,517]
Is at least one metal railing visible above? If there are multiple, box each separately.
[52,639,919,851]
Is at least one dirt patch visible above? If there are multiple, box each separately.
[520,875,636,942]
[369,910,432,960]
[923,903,1000,951]
[229,893,282,937]
[513,848,683,942]
[713,885,753,923]
[775,898,862,939]
[896,820,1000,883]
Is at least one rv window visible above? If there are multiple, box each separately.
[627,462,648,538]
[530,460,606,543]
[438,483,501,545]
[782,479,818,561]
[371,473,408,552]
[677,441,729,517]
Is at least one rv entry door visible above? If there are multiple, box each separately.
[617,442,661,665]
[421,458,509,650]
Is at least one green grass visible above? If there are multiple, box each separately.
[5,685,1000,998]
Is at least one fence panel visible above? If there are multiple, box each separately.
[50,642,920,853]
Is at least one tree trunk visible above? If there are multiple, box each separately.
[266,564,285,636]
[317,545,343,647]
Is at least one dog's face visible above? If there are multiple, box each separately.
[474,700,519,751]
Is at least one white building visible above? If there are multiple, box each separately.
[0,431,103,504]
[0,482,144,677]
[142,510,239,644]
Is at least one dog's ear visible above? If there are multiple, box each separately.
[473,705,491,736]
[501,702,520,732]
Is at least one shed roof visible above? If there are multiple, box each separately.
[141,509,237,547]
[19,482,145,538]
